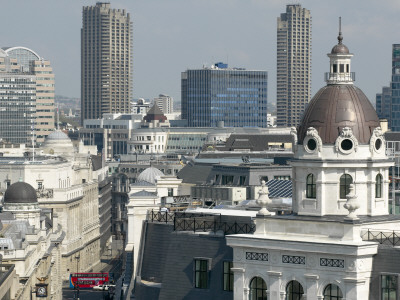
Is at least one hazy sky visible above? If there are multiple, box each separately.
[1,0,399,105]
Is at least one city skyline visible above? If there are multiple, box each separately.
[1,0,399,107]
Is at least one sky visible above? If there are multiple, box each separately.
[0,0,399,106]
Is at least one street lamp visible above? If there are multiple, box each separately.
[74,255,80,300]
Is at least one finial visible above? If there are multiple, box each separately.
[343,184,360,220]
[256,180,271,216]
[338,17,343,45]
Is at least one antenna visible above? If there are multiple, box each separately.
[338,17,343,44]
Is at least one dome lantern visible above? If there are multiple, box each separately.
[326,17,355,85]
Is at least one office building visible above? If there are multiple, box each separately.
[276,4,312,127]
[375,86,391,123]
[154,94,174,114]
[0,49,36,145]
[181,62,268,128]
[2,46,55,144]
[391,44,400,131]
[81,2,132,123]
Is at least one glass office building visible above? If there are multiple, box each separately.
[181,63,268,128]
[376,86,391,124]
[392,44,400,131]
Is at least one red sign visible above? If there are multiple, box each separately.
[69,273,109,289]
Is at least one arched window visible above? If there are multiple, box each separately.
[323,284,343,300]
[306,174,316,198]
[340,174,353,199]
[286,280,304,300]
[376,174,383,198]
[250,277,267,300]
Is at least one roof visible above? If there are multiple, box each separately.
[131,190,157,197]
[177,163,214,184]
[298,85,380,144]
[4,182,38,204]
[91,155,102,171]
[143,104,167,122]
[131,180,155,187]
[218,134,292,151]
[137,167,164,184]
[385,132,400,142]
[46,130,70,141]
[266,179,292,198]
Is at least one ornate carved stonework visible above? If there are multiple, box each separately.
[303,127,322,153]
[369,127,385,154]
[335,127,359,154]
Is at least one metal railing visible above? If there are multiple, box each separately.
[361,229,400,246]
[148,210,255,235]
[324,72,355,82]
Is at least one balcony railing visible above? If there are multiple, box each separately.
[324,72,355,83]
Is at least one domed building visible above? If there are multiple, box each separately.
[136,166,164,185]
[2,181,41,228]
[292,28,391,217]
[226,26,399,299]
[41,130,75,158]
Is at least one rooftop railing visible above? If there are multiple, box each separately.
[361,229,400,246]
[148,210,255,235]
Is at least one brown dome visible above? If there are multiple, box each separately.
[331,43,349,54]
[298,85,380,144]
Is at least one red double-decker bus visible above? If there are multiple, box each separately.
[69,273,109,289]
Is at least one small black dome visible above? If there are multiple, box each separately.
[4,182,38,204]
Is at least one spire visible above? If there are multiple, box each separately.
[337,17,343,45]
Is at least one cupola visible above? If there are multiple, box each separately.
[326,17,354,85]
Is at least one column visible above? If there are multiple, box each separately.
[231,267,246,300]
[267,271,282,300]
[304,274,319,300]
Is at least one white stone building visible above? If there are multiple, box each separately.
[1,181,64,299]
[0,131,103,280]
[226,29,396,299]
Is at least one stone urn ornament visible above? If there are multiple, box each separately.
[257,180,271,216]
[344,184,360,220]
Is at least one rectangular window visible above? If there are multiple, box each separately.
[223,261,233,291]
[239,176,247,186]
[340,64,345,73]
[194,259,208,289]
[381,275,397,299]
[221,175,234,185]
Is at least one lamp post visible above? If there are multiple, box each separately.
[75,255,80,300]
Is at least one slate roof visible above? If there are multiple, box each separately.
[176,163,214,184]
[220,134,292,151]
[91,155,103,171]
[385,131,400,141]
